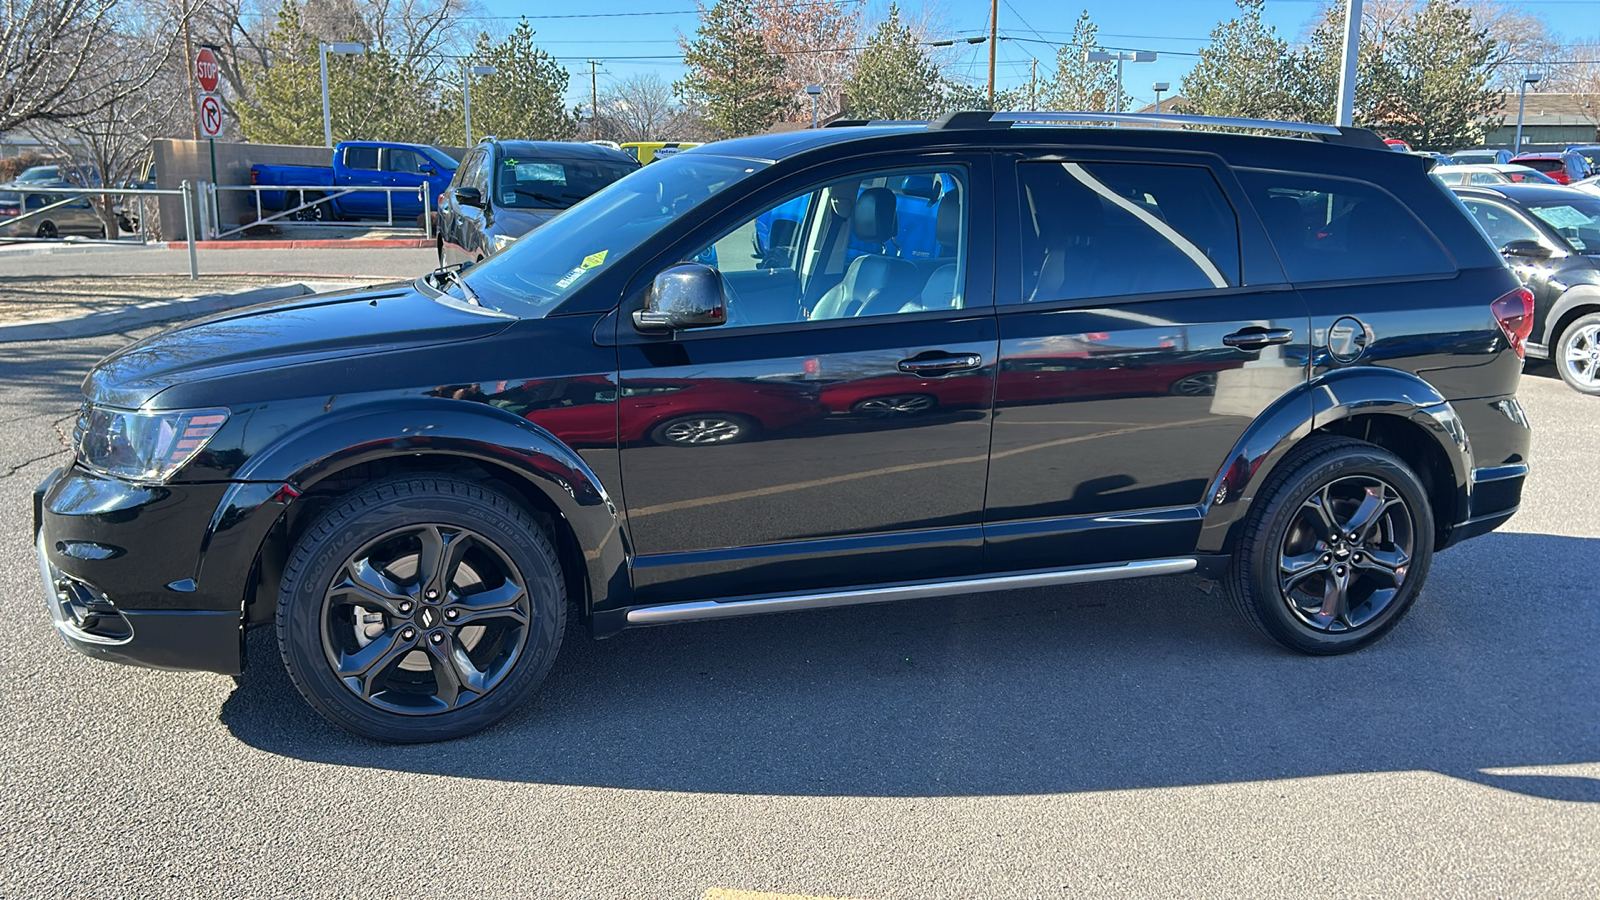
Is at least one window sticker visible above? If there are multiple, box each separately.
[514,162,567,184]
[553,250,610,290]
[1532,205,1595,230]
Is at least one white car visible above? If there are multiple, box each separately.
[1430,164,1560,187]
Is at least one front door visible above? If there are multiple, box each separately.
[616,156,999,604]
[985,152,1310,571]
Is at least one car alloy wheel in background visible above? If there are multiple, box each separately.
[1557,313,1600,395]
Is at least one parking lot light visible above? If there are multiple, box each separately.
[320,42,367,148]
[464,64,497,146]
[1085,49,1157,114]
[1517,72,1543,152]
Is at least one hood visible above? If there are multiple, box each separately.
[494,207,561,236]
[85,282,516,409]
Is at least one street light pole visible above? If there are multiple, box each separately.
[1516,73,1543,152]
[1153,81,1169,115]
[1335,0,1362,127]
[805,85,822,128]
[463,63,497,146]
[320,42,366,148]
[1086,50,1156,114]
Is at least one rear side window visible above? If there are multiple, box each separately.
[344,146,380,170]
[1017,161,1240,303]
[1238,170,1455,283]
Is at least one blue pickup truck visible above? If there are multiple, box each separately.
[250,141,457,222]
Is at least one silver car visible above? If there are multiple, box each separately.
[0,189,107,239]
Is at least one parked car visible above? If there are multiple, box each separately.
[1509,151,1592,185]
[250,141,458,221]
[620,141,702,164]
[1383,138,1412,152]
[1451,182,1600,394]
[437,138,637,265]
[1451,148,1514,165]
[0,189,106,238]
[1431,164,1560,186]
[36,111,1532,743]
[1565,143,1600,172]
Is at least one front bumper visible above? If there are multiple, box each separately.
[34,467,245,675]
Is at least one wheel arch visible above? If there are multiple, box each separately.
[199,400,629,640]
[1545,286,1600,350]
[1197,367,1470,560]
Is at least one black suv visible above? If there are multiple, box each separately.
[35,112,1533,742]
[436,138,637,266]
[1451,183,1600,394]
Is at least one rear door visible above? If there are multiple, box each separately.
[615,152,999,604]
[984,150,1309,571]
[338,145,383,216]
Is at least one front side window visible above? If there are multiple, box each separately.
[1460,199,1543,250]
[1017,160,1240,304]
[684,165,968,327]
[1239,169,1455,283]
[459,154,769,317]
[386,149,425,174]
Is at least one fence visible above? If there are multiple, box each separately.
[0,183,203,278]
[203,183,434,240]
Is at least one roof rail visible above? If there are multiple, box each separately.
[824,119,930,128]
[927,110,1387,150]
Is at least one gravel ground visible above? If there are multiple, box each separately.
[0,330,1595,899]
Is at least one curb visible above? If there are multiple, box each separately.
[0,281,327,343]
[166,238,434,250]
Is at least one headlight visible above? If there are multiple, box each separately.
[490,233,517,252]
[74,404,229,482]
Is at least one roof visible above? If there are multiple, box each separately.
[1488,91,1600,127]
[489,139,635,162]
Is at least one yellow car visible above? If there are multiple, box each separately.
[619,141,702,165]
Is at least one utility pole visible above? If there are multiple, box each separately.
[986,0,998,108]
[590,60,599,140]
[1029,58,1037,110]
[1335,0,1363,127]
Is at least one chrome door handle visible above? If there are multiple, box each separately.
[898,353,983,375]
[1222,328,1295,350]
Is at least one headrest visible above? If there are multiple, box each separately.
[936,193,961,247]
[853,187,898,244]
[828,181,857,219]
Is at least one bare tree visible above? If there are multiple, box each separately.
[754,0,860,123]
[0,0,193,132]
[598,73,682,142]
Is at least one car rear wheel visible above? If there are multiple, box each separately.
[276,475,566,743]
[1556,312,1600,395]
[852,394,936,417]
[1224,436,1434,655]
[650,413,756,446]
[35,221,57,239]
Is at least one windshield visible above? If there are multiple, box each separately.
[17,166,58,183]
[494,157,637,210]
[457,153,768,317]
[1526,197,1600,252]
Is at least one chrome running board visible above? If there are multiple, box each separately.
[624,558,1197,625]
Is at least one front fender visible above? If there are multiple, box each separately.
[1196,367,1470,557]
[1544,284,1600,346]
[198,399,630,621]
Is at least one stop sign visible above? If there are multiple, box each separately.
[195,47,220,93]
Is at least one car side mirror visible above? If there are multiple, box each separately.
[454,186,483,208]
[1501,239,1553,260]
[420,165,436,176]
[633,263,727,332]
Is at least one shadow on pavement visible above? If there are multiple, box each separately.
[220,530,1600,801]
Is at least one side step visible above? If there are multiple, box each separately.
[624,558,1197,626]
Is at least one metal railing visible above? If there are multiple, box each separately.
[207,183,434,240]
[0,183,201,279]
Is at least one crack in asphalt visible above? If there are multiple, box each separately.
[0,449,66,482]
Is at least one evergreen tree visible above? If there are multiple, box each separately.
[842,3,943,119]
[237,2,324,145]
[1179,0,1300,120]
[676,0,787,138]
[1044,11,1130,113]
[454,20,578,144]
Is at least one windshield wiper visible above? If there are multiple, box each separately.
[430,265,482,307]
[513,189,582,208]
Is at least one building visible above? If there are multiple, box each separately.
[1483,91,1599,149]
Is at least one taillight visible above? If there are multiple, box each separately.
[250,169,258,184]
[1492,287,1535,358]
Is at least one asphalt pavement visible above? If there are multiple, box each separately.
[1,330,1596,899]
[0,243,438,279]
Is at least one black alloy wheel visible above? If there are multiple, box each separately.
[35,221,57,239]
[1225,436,1434,654]
[277,476,565,742]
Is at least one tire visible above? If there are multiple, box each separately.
[1555,311,1600,395]
[36,220,57,239]
[1169,371,1218,396]
[276,475,566,743]
[1223,436,1434,655]
[852,394,937,417]
[97,225,107,239]
[290,193,326,222]
[649,413,757,446]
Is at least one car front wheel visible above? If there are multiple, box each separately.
[276,475,566,742]
[1224,436,1434,655]
[1556,311,1600,395]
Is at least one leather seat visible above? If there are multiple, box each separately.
[811,187,921,319]
[910,193,964,311]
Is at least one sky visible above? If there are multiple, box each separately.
[472,0,1600,113]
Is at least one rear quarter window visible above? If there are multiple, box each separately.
[1238,169,1456,283]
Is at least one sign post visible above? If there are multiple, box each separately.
[195,47,224,199]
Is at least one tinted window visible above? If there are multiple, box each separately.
[386,148,426,174]
[1017,161,1240,304]
[1515,157,1562,174]
[344,146,379,170]
[493,158,637,210]
[1239,170,1454,283]
[1460,199,1542,249]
